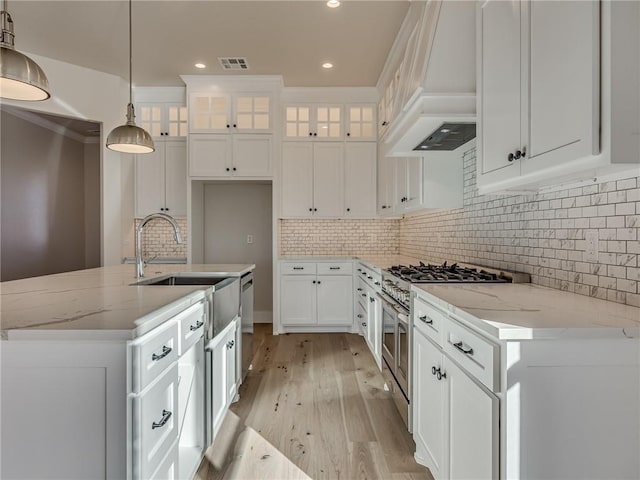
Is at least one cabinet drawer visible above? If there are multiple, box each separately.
[356,301,367,334]
[317,262,353,275]
[281,262,317,275]
[131,320,180,393]
[149,440,178,480]
[444,319,499,392]
[132,363,179,480]
[413,296,445,348]
[177,301,206,355]
[355,278,368,309]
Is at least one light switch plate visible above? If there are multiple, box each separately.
[247,234,254,244]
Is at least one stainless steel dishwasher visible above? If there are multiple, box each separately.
[240,272,254,381]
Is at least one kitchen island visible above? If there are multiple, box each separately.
[0,263,254,480]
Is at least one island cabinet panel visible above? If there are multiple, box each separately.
[0,341,127,480]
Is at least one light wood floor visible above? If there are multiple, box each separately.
[195,325,433,480]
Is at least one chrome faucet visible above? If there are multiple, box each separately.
[135,212,183,278]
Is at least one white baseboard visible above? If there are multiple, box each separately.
[254,310,273,324]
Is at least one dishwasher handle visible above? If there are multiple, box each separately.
[241,272,254,291]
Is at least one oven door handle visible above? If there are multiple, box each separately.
[376,292,406,316]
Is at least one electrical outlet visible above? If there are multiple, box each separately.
[247,234,254,244]
[584,230,599,262]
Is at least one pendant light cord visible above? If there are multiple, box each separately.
[129,0,133,105]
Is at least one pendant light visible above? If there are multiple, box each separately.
[106,0,154,154]
[0,0,50,101]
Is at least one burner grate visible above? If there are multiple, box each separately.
[387,262,510,284]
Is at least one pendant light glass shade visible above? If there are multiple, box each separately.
[0,5,50,101]
[106,0,154,154]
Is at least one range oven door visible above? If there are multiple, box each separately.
[379,292,397,371]
[396,313,409,398]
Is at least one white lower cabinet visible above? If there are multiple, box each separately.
[413,327,446,478]
[280,274,317,325]
[208,319,239,443]
[132,363,180,480]
[354,263,383,369]
[412,289,639,480]
[446,358,498,480]
[413,311,499,480]
[149,441,179,480]
[279,262,353,331]
[130,300,208,480]
[316,275,354,326]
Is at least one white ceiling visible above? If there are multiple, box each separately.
[10,1,410,87]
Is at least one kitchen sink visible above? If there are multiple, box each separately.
[137,275,230,286]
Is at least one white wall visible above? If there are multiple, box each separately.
[203,183,273,320]
[1,52,129,265]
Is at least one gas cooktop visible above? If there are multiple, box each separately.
[386,261,510,284]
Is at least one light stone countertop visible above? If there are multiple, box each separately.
[414,283,640,341]
[0,264,254,339]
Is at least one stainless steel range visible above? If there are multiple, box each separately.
[379,261,529,431]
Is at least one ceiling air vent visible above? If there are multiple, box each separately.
[218,57,249,70]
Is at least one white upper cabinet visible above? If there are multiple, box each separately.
[284,104,343,140]
[281,142,345,218]
[345,105,377,141]
[182,77,280,180]
[189,134,271,178]
[312,143,345,218]
[476,0,631,194]
[395,157,423,212]
[476,0,522,181]
[189,93,272,134]
[281,143,314,217]
[138,103,188,139]
[377,154,395,214]
[281,141,376,219]
[344,143,377,217]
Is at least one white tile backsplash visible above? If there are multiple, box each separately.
[399,148,640,307]
[134,218,188,258]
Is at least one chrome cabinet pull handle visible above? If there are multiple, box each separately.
[453,341,473,356]
[357,288,363,292]
[329,267,340,270]
[189,320,204,331]
[152,345,172,361]
[152,409,172,429]
[293,267,304,270]
[419,315,433,325]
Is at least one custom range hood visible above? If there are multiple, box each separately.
[383,1,476,157]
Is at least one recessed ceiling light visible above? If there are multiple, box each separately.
[322,63,333,69]
[327,0,340,8]
[440,128,451,133]
[195,63,206,69]
[420,146,429,149]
